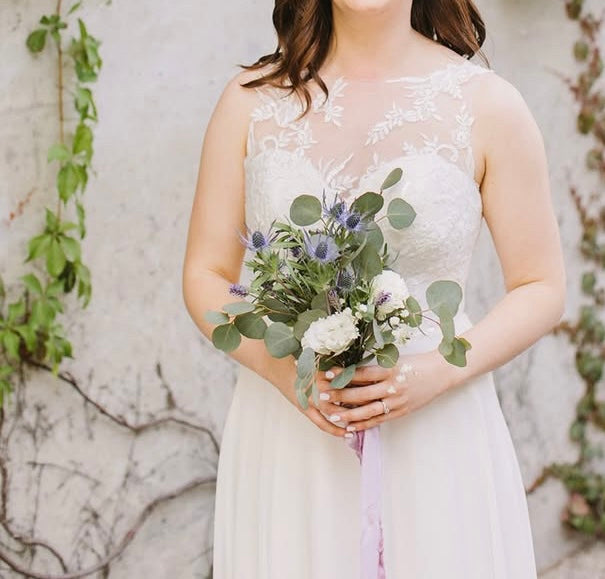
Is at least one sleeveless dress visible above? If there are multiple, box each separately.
[212,58,539,579]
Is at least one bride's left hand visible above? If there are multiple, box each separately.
[317,350,455,432]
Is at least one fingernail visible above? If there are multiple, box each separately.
[346,425,356,432]
[319,392,330,401]
[387,385,397,394]
[329,414,341,422]
[325,370,335,379]
[344,432,354,438]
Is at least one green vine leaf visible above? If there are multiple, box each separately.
[26,29,48,53]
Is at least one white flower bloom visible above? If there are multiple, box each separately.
[358,304,368,312]
[392,325,413,345]
[370,270,410,320]
[389,316,401,326]
[301,307,360,355]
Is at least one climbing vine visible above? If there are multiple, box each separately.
[0,0,99,403]
[528,0,605,542]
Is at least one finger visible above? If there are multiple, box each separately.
[349,365,392,384]
[347,414,388,431]
[306,406,349,437]
[337,399,386,423]
[330,382,387,405]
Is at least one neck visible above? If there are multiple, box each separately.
[323,1,418,79]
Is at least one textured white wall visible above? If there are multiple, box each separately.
[0,0,602,576]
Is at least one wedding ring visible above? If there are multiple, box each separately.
[380,398,390,415]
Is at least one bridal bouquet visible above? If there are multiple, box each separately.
[205,167,471,577]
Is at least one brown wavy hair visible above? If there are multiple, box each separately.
[238,0,487,117]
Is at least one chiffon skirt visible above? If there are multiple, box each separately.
[212,311,538,578]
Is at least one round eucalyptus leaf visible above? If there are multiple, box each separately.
[426,280,462,318]
[441,337,469,367]
[381,167,403,191]
[351,192,384,218]
[387,198,416,229]
[290,194,322,226]
[438,338,454,357]
[376,343,400,368]
[311,291,330,313]
[297,347,316,378]
[212,323,241,352]
[204,310,229,325]
[364,221,384,250]
[223,301,256,316]
[234,312,267,339]
[264,322,300,358]
[354,245,382,281]
[330,364,357,389]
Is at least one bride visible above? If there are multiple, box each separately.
[182,0,566,577]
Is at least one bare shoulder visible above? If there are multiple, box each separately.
[471,70,544,146]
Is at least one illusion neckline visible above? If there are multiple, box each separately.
[316,59,480,85]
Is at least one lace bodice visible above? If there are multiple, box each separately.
[240,59,494,316]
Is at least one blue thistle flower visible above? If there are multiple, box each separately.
[228,283,249,298]
[322,190,348,221]
[303,231,340,264]
[339,210,365,232]
[290,245,303,259]
[238,225,276,253]
[327,288,341,310]
[336,269,355,293]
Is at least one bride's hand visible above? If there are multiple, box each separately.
[276,362,352,438]
[316,350,454,432]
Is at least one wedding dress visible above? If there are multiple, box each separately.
[212,57,538,578]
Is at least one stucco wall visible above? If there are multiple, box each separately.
[0,0,603,576]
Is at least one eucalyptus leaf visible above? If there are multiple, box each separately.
[372,318,385,349]
[387,198,416,229]
[381,168,403,191]
[264,322,300,358]
[290,194,322,226]
[311,291,330,313]
[442,337,469,367]
[376,344,400,368]
[404,296,423,327]
[223,301,255,316]
[355,245,382,280]
[330,364,357,389]
[234,312,267,339]
[426,280,462,318]
[364,221,384,250]
[261,297,295,322]
[440,315,455,342]
[296,347,316,378]
[204,310,229,325]
[212,323,241,352]
[351,192,384,218]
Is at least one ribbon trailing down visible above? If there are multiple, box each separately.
[347,425,386,579]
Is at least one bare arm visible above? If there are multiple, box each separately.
[321,73,567,429]
[435,73,567,390]
[181,70,345,436]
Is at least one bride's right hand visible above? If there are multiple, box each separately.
[275,364,351,438]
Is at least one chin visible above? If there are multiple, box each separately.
[332,0,407,14]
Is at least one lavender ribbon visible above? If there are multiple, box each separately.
[346,425,386,578]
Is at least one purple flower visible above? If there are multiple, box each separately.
[228,283,249,298]
[322,191,348,221]
[238,225,277,252]
[303,231,340,264]
[374,290,391,307]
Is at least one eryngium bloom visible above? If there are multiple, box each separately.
[303,231,340,263]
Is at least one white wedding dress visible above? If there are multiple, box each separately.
[212,58,538,578]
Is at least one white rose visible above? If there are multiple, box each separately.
[301,307,360,356]
[370,270,410,320]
